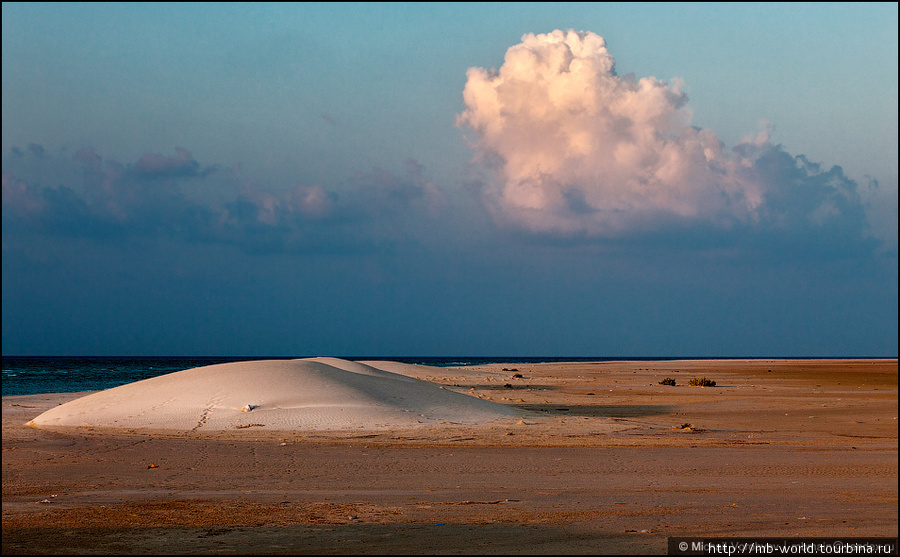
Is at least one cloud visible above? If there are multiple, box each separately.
[351,158,445,216]
[131,147,212,179]
[2,146,446,255]
[3,146,317,246]
[457,29,878,252]
[1,172,46,217]
[27,143,46,158]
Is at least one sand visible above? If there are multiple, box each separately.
[25,358,522,432]
[3,358,897,554]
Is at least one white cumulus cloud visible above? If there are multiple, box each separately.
[457,29,861,241]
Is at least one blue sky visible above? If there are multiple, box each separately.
[2,3,897,357]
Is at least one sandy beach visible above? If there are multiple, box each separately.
[3,359,897,554]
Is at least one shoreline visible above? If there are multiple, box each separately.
[3,359,897,554]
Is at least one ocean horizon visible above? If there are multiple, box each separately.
[2,355,890,397]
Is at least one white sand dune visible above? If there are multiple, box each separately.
[27,357,521,432]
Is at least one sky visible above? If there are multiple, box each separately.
[2,2,897,358]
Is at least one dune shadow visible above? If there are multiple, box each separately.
[509,403,675,418]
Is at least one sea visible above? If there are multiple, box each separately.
[1,355,676,397]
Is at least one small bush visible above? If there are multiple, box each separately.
[688,377,716,387]
[658,377,676,386]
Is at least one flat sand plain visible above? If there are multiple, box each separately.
[3,359,897,554]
